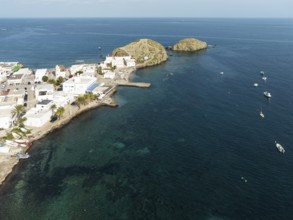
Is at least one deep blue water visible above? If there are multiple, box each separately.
[0,18,293,220]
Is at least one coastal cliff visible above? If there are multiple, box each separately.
[112,39,168,68]
[172,38,207,52]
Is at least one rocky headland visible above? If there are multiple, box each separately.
[172,38,208,52]
[112,39,168,68]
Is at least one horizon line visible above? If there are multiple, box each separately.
[0,16,293,19]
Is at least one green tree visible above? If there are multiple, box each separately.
[75,96,86,109]
[48,79,56,85]
[42,75,49,82]
[50,104,57,114]
[97,66,103,75]
[55,107,65,120]
[12,105,26,119]
[56,76,64,86]
[18,117,27,128]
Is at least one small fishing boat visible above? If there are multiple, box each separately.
[260,110,264,118]
[14,139,29,144]
[16,152,30,159]
[275,141,285,154]
[220,72,224,75]
[264,91,272,98]
[260,71,265,75]
[262,76,267,81]
[254,83,259,87]
[5,140,18,147]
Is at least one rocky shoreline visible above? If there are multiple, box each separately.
[0,66,151,186]
[0,90,117,185]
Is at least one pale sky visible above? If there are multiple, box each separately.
[1,0,293,18]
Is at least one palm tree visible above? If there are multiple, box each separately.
[50,104,57,115]
[18,117,27,128]
[76,96,86,109]
[12,105,26,126]
[55,107,65,120]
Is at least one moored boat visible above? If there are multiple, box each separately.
[260,111,264,118]
[16,152,30,159]
[275,141,285,154]
[254,83,258,87]
[264,91,272,98]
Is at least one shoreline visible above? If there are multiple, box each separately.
[0,66,151,187]
[0,89,117,186]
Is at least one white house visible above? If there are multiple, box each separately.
[15,68,32,76]
[125,58,136,67]
[35,69,48,83]
[0,106,15,129]
[105,56,124,68]
[24,108,52,128]
[104,56,136,68]
[104,71,116,79]
[55,65,67,79]
[63,76,97,95]
[0,62,18,82]
[7,73,25,85]
[70,64,84,75]
[36,100,53,110]
[52,91,75,107]
[35,84,54,102]
[83,64,96,77]
[7,68,32,85]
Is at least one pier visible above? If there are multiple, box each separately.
[117,82,151,88]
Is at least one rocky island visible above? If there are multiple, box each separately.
[112,39,168,68]
[172,38,208,52]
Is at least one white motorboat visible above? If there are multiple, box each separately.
[275,141,285,153]
[260,71,265,75]
[260,111,264,118]
[262,76,267,81]
[254,83,259,87]
[264,91,272,98]
[220,72,224,75]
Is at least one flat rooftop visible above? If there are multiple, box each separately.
[37,100,52,105]
[24,108,51,119]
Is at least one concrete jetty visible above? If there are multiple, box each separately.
[117,82,151,88]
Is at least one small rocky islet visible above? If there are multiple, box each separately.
[112,37,208,67]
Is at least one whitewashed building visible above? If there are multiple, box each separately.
[0,106,15,129]
[7,68,32,85]
[104,56,136,68]
[0,62,18,82]
[70,64,84,76]
[55,65,67,79]
[7,73,25,85]
[35,84,54,102]
[83,65,96,77]
[52,91,75,107]
[24,108,52,128]
[63,76,97,95]
[126,57,136,67]
[35,69,48,83]
[15,68,32,76]
[104,71,116,79]
[36,100,53,110]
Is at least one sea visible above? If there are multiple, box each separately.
[0,18,293,220]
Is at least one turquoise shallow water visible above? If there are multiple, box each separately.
[0,18,293,220]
